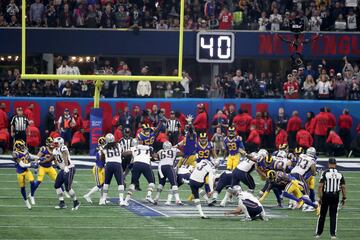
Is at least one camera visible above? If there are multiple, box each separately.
[290,17,304,33]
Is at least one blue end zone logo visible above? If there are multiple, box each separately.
[110,198,167,217]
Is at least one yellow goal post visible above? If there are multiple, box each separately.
[21,0,185,108]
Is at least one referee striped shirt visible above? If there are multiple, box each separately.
[10,115,29,132]
[119,137,133,152]
[167,119,180,133]
[320,168,345,193]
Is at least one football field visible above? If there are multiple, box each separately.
[0,168,359,240]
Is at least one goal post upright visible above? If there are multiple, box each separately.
[21,0,185,108]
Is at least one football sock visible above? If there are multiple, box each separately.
[20,187,27,200]
[172,186,181,202]
[68,189,77,201]
[309,189,315,202]
[30,181,36,197]
[87,186,100,197]
[300,196,317,208]
[155,184,163,201]
[118,185,124,202]
[56,188,64,201]
[147,183,155,198]
[282,192,300,202]
[194,199,205,217]
[102,184,109,200]
[166,193,173,203]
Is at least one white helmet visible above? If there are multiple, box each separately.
[232,185,243,195]
[211,158,220,168]
[53,137,64,148]
[277,150,287,158]
[105,133,115,143]
[258,149,268,158]
[131,138,138,147]
[306,147,316,157]
[163,141,172,150]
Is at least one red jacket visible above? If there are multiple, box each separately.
[0,128,10,147]
[275,129,287,149]
[247,129,261,145]
[233,113,252,133]
[83,119,90,133]
[283,81,299,99]
[114,128,123,142]
[326,131,343,145]
[178,113,187,133]
[313,112,329,136]
[24,108,34,123]
[0,109,8,130]
[71,131,86,145]
[326,112,336,129]
[251,118,265,135]
[305,118,315,135]
[338,114,353,129]
[156,132,169,143]
[296,129,313,148]
[357,124,360,133]
[26,125,41,147]
[73,115,84,131]
[287,116,302,132]
[263,117,273,135]
[193,112,208,130]
[111,114,120,127]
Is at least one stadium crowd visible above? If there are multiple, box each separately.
[1,55,359,99]
[1,101,360,158]
[0,0,359,31]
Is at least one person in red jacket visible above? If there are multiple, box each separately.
[313,108,329,153]
[263,112,273,149]
[26,120,41,152]
[111,108,122,130]
[233,109,252,141]
[338,109,352,154]
[176,111,187,134]
[305,111,315,135]
[246,125,261,152]
[251,112,265,137]
[24,103,35,125]
[114,125,123,142]
[283,74,299,99]
[325,107,336,129]
[0,103,8,130]
[71,130,86,154]
[72,108,84,133]
[218,6,233,30]
[296,128,313,149]
[326,129,344,156]
[0,128,10,154]
[193,103,208,134]
[287,111,302,149]
[275,125,287,150]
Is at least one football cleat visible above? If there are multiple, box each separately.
[83,194,93,204]
[120,201,129,207]
[330,235,336,239]
[303,206,315,212]
[24,199,32,210]
[201,215,209,219]
[55,201,67,209]
[314,235,321,239]
[165,201,171,206]
[29,195,35,205]
[176,201,184,206]
[72,200,81,211]
[145,196,155,204]
[99,198,106,205]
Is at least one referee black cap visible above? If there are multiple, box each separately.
[328,158,336,164]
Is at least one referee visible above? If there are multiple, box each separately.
[166,111,181,145]
[315,158,347,239]
[10,107,29,142]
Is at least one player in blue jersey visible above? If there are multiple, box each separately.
[137,123,161,146]
[224,126,245,170]
[175,122,197,167]
[12,140,38,209]
[196,133,217,162]
[83,136,106,204]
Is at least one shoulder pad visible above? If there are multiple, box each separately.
[60,146,68,152]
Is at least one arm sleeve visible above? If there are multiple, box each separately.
[238,198,251,219]
[319,171,326,183]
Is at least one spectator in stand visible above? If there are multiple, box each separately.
[114,125,123,142]
[325,107,336,130]
[137,66,152,97]
[119,106,134,129]
[62,81,74,97]
[313,108,329,153]
[269,8,282,31]
[58,108,76,147]
[24,104,35,125]
[85,4,100,28]
[233,109,252,141]
[44,3,58,27]
[227,105,236,126]
[275,125,287,150]
[258,11,269,31]
[26,120,41,153]
[29,0,44,26]
[287,111,302,150]
[72,108,84,133]
[43,80,58,97]
[338,109,352,154]
[0,103,8,131]
[347,9,357,31]
[305,111,315,135]
[283,74,299,99]
[59,3,73,27]
[113,5,130,28]
[309,10,322,31]
[263,112,273,149]
[276,107,288,130]
[326,129,344,156]
[193,103,208,134]
[315,74,333,99]
[45,105,56,138]
[246,125,261,152]
[334,14,346,31]
[349,78,360,100]
[211,110,228,134]
[251,112,265,145]
[296,128,313,149]
[302,75,316,99]
[0,15,8,27]
[218,6,232,30]
[304,63,316,79]
[333,73,349,100]
[6,0,19,21]
[100,4,114,28]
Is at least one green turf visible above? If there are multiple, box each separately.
[0,168,359,240]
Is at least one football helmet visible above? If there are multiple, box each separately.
[258,149,268,158]
[13,140,26,152]
[163,141,172,150]
[277,150,287,158]
[53,137,64,148]
[131,138,139,147]
[228,126,236,137]
[306,147,316,157]
[199,132,208,145]
[46,137,54,147]
[98,136,106,147]
[267,170,276,181]
[294,146,304,155]
[105,133,115,144]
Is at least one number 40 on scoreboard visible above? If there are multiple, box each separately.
[196,32,235,63]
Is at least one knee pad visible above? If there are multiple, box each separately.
[171,186,179,191]
[157,184,164,190]
[103,184,109,190]
[118,185,124,192]
[55,188,63,195]
[148,183,155,190]
[129,184,135,191]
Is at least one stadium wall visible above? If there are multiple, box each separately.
[1,28,360,58]
[1,97,359,135]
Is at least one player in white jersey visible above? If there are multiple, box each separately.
[154,141,183,205]
[225,186,267,221]
[99,133,127,206]
[124,139,156,204]
[189,159,217,219]
[44,137,80,210]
